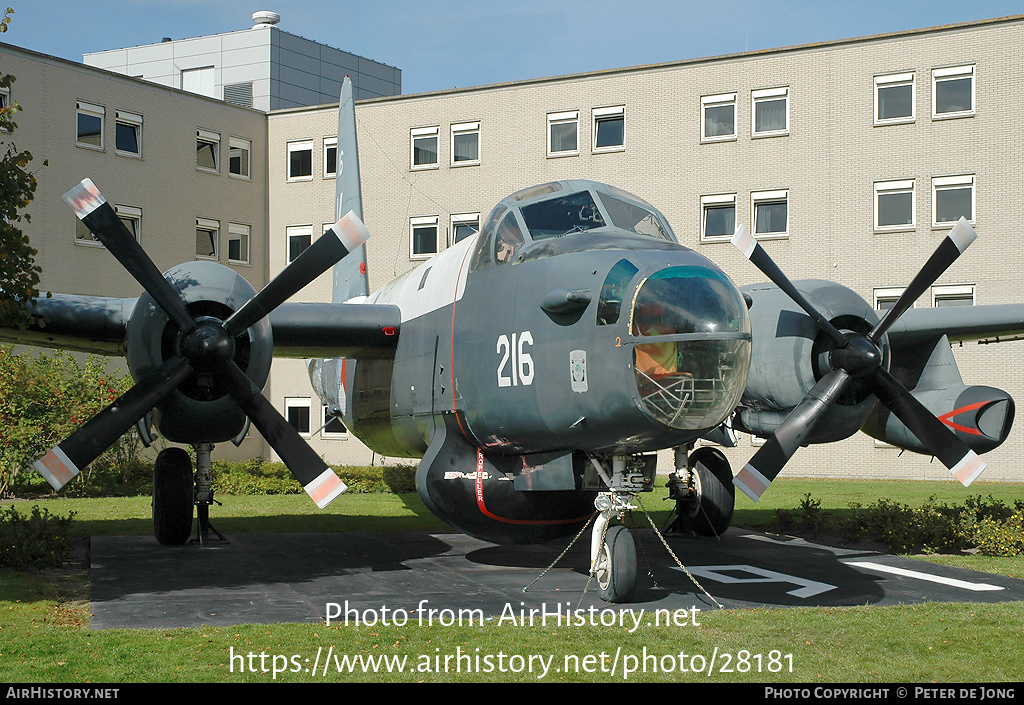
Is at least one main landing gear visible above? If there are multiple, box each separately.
[152,443,227,545]
[583,447,735,603]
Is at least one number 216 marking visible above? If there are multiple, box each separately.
[497,331,535,387]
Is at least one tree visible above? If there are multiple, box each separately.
[0,8,46,330]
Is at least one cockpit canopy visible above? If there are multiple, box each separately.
[470,181,676,271]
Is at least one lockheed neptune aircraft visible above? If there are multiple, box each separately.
[3,78,1019,602]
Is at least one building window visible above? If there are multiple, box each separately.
[411,126,438,169]
[196,129,220,172]
[411,216,439,259]
[321,405,348,438]
[932,175,974,226]
[932,65,974,119]
[324,136,337,177]
[287,225,312,263]
[752,87,789,137]
[0,86,9,110]
[79,204,141,246]
[451,121,480,166]
[700,194,736,242]
[874,287,907,312]
[701,93,736,141]
[229,137,251,179]
[451,213,480,244]
[932,284,975,307]
[114,110,142,156]
[874,72,915,124]
[285,397,311,437]
[547,110,579,156]
[874,180,915,231]
[592,105,625,152]
[76,101,104,150]
[228,223,250,265]
[287,140,313,181]
[751,190,789,238]
[196,218,219,260]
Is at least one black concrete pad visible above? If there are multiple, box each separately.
[89,528,1024,630]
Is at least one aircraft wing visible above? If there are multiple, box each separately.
[0,294,402,361]
[887,303,1024,347]
[0,293,134,356]
[269,301,401,359]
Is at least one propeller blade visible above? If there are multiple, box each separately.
[870,366,987,487]
[223,211,371,337]
[869,218,977,342]
[731,226,848,347]
[34,356,193,490]
[221,360,347,507]
[62,180,197,335]
[733,370,851,501]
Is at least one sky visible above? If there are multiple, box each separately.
[3,1,1023,95]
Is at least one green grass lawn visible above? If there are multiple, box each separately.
[2,478,1023,683]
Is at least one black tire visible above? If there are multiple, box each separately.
[685,447,734,537]
[595,525,637,603]
[153,448,194,545]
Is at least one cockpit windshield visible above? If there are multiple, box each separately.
[520,191,606,240]
[599,192,671,240]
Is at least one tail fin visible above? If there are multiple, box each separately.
[332,75,369,302]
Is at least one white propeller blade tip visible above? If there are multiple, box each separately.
[305,468,347,508]
[731,225,757,259]
[34,447,80,491]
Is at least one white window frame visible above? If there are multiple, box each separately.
[196,128,220,173]
[229,136,251,180]
[873,286,908,311]
[410,215,439,260]
[287,224,313,264]
[451,213,480,244]
[0,86,9,110]
[547,110,579,157]
[932,284,975,308]
[700,193,737,242]
[874,179,916,231]
[195,217,219,261]
[751,189,789,239]
[932,174,975,227]
[227,222,250,265]
[410,126,439,170]
[450,121,480,166]
[285,397,312,438]
[114,110,142,157]
[320,404,348,439]
[323,136,338,178]
[932,65,975,119]
[75,204,141,247]
[592,105,625,153]
[76,101,105,150]
[287,139,314,182]
[751,87,789,138]
[701,93,737,142]
[874,72,915,125]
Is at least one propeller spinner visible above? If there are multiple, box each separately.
[730,219,986,501]
[34,179,370,508]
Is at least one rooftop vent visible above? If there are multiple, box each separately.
[252,11,281,29]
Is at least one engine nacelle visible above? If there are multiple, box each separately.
[863,384,1015,454]
[125,261,273,443]
[736,279,887,445]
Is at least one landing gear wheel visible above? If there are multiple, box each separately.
[153,448,194,545]
[685,447,734,537]
[595,525,637,603]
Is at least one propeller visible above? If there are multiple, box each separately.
[36,179,369,508]
[730,218,986,501]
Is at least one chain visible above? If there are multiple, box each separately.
[521,511,596,594]
[633,493,724,610]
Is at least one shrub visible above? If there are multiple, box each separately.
[211,458,417,496]
[0,504,75,569]
[973,511,1024,557]
[0,346,141,497]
